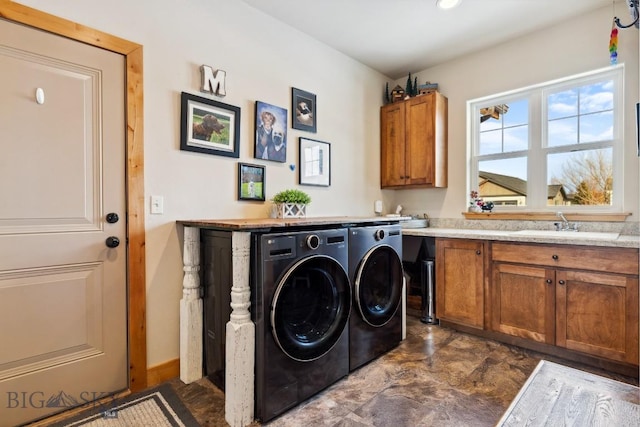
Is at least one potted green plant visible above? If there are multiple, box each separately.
[272,189,311,218]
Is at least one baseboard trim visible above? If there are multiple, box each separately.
[147,358,180,387]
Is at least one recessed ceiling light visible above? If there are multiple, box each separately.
[436,0,462,10]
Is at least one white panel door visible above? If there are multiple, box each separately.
[0,18,127,426]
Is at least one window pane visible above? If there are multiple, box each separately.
[480,116,501,132]
[548,89,577,120]
[547,148,613,206]
[548,117,577,147]
[479,99,528,154]
[478,157,527,206]
[503,99,528,127]
[579,81,613,114]
[504,125,528,152]
[479,129,502,155]
[580,111,613,143]
[548,80,614,147]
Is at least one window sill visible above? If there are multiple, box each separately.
[462,212,632,222]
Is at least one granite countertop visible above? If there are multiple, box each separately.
[178,216,411,231]
[402,227,640,248]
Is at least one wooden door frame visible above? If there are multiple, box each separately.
[0,0,147,391]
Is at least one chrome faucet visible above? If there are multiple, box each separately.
[555,212,578,232]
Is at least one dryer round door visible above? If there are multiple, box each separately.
[271,255,351,362]
[355,245,403,327]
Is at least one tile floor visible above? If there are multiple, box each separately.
[169,314,638,427]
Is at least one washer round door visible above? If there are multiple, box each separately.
[355,245,403,327]
[271,255,351,362]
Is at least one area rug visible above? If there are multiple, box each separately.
[49,383,200,427]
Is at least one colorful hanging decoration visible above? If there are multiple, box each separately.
[609,19,618,65]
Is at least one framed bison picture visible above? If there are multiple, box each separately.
[180,91,240,157]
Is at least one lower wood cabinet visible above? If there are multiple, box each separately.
[556,269,638,364]
[491,263,555,344]
[436,238,486,329]
[436,237,639,372]
[491,242,639,366]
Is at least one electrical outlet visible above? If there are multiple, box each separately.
[374,200,383,214]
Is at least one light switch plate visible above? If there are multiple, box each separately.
[151,195,164,214]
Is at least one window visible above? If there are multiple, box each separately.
[468,66,623,211]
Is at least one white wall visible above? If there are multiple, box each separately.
[17,0,639,369]
[389,4,640,219]
[17,0,388,367]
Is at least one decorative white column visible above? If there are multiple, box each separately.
[180,226,203,383]
[225,231,255,427]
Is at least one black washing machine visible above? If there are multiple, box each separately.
[348,224,404,372]
[252,228,351,422]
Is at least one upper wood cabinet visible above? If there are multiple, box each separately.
[380,92,448,188]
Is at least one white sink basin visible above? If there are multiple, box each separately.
[510,230,619,240]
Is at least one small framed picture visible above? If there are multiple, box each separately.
[180,92,240,158]
[254,101,288,163]
[299,137,330,187]
[238,163,266,201]
[292,88,316,133]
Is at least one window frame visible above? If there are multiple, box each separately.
[467,65,624,212]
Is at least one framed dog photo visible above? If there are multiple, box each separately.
[238,163,266,201]
[299,137,330,187]
[180,91,240,158]
[292,88,316,133]
[254,101,288,163]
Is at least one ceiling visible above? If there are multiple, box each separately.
[240,0,620,79]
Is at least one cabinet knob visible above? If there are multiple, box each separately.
[476,250,481,255]
[546,279,552,284]
[558,280,566,285]
[552,254,559,260]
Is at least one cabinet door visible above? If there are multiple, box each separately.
[405,96,434,186]
[491,263,555,344]
[556,270,639,365]
[380,102,406,187]
[436,239,485,329]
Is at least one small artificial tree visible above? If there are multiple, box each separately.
[272,188,311,205]
[272,189,311,218]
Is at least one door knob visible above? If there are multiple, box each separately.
[106,213,119,223]
[106,236,120,248]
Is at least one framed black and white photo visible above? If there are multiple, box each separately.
[254,101,288,163]
[180,92,240,157]
[292,87,316,133]
[238,163,265,201]
[299,137,330,187]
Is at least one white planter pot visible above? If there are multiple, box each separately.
[276,203,307,218]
